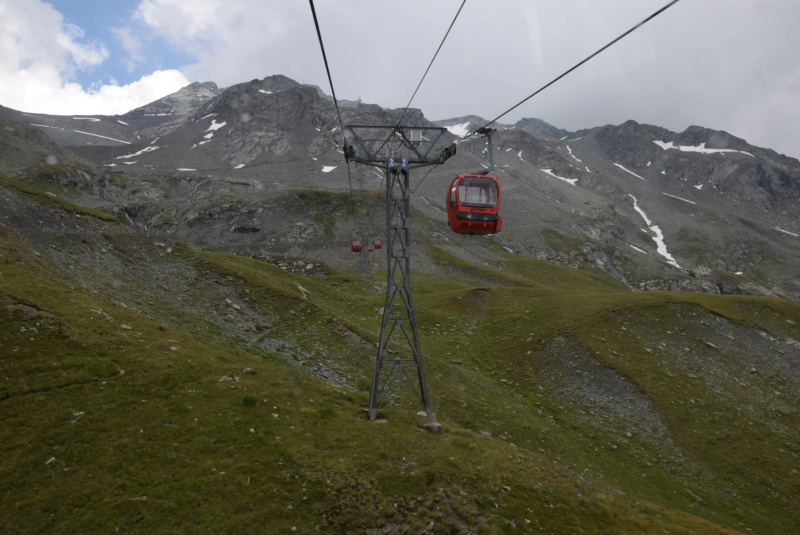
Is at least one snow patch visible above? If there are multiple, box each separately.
[233,164,245,169]
[322,166,337,173]
[517,151,524,161]
[73,130,130,144]
[694,184,704,190]
[541,169,577,186]
[117,120,129,126]
[446,122,471,137]
[629,194,680,268]
[662,193,696,205]
[566,145,582,163]
[177,168,197,171]
[206,119,226,132]
[775,227,799,237]
[72,117,100,122]
[653,140,754,157]
[116,145,160,159]
[613,163,645,180]
[629,244,648,255]
[258,90,273,94]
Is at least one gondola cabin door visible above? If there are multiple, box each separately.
[446,174,503,235]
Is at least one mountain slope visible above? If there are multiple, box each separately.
[3,166,800,533]
[0,81,219,149]
[0,118,93,175]
[428,121,800,302]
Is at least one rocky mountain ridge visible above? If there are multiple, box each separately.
[2,74,799,302]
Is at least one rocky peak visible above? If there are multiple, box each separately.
[197,82,333,131]
[514,117,571,139]
[585,120,674,168]
[124,81,220,119]
[433,115,490,136]
[674,125,757,154]
[258,74,303,92]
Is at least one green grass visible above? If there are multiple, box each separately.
[0,173,118,222]
[540,228,586,254]
[2,178,799,533]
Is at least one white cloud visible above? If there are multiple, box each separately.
[0,0,107,78]
[2,0,800,159]
[112,26,145,72]
[133,0,311,87]
[135,0,224,41]
[57,22,108,68]
[0,0,190,115]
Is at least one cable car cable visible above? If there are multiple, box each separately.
[411,164,439,196]
[468,0,681,138]
[372,0,467,162]
[394,0,467,128]
[308,0,358,224]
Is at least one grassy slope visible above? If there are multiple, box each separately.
[2,177,798,533]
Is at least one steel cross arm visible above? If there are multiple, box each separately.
[343,125,454,167]
[380,126,425,162]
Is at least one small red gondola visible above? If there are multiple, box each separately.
[446,173,503,235]
[351,238,364,252]
[373,238,383,249]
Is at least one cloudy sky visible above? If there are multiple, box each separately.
[2,0,799,158]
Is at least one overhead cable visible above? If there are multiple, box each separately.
[309,0,346,131]
[395,0,467,127]
[308,0,358,222]
[474,0,681,135]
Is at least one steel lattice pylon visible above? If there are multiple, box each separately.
[343,125,455,432]
[371,166,431,423]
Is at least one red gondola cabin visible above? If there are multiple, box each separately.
[446,174,503,235]
[351,238,364,252]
